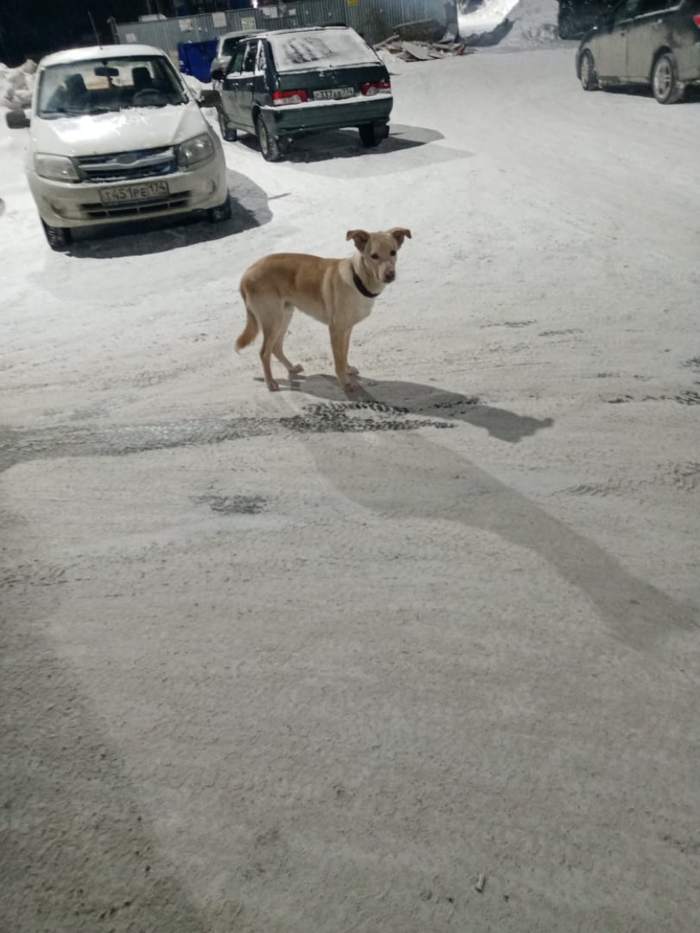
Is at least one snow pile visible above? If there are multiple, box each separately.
[459,0,519,37]
[458,0,561,48]
[181,73,211,97]
[0,60,37,110]
[501,0,561,46]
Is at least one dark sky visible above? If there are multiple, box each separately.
[0,1,168,64]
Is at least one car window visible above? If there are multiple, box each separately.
[222,38,240,57]
[634,0,667,13]
[229,44,246,75]
[242,41,258,74]
[37,55,187,117]
[268,27,379,74]
[613,0,639,22]
[255,42,267,74]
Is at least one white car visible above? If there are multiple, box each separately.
[6,43,229,250]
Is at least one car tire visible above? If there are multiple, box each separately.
[41,220,72,252]
[208,195,232,223]
[651,52,684,104]
[217,109,237,142]
[256,114,285,162]
[579,50,599,91]
[359,122,387,148]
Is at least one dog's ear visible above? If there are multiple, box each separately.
[389,227,412,248]
[346,229,370,252]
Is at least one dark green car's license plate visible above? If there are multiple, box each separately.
[312,87,354,101]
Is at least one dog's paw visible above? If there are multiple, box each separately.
[267,379,281,392]
[289,364,304,376]
[346,365,359,376]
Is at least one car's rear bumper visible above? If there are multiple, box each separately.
[27,153,228,229]
[261,94,393,135]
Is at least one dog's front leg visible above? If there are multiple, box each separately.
[344,330,359,376]
[330,324,355,392]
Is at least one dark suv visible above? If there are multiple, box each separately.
[576,0,700,102]
[211,26,393,161]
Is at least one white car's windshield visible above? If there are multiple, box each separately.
[37,55,187,117]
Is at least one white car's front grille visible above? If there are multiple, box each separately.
[76,146,177,184]
[81,192,190,219]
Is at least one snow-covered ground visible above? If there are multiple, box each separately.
[2,37,700,933]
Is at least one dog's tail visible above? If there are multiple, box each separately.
[235,298,258,353]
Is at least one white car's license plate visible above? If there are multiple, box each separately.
[99,181,169,205]
[313,87,354,101]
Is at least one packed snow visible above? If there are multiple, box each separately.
[2,7,700,933]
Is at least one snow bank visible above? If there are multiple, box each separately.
[0,60,37,110]
[459,0,519,37]
[181,73,212,97]
[500,0,561,46]
[458,0,561,48]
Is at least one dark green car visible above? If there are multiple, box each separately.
[211,26,393,161]
[576,0,700,103]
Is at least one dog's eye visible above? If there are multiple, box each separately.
[370,253,379,260]
[390,250,396,256]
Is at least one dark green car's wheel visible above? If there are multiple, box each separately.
[359,122,388,148]
[256,114,286,162]
[217,108,237,142]
[579,50,599,91]
[651,52,684,104]
[41,220,72,252]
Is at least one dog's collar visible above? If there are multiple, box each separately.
[352,267,379,300]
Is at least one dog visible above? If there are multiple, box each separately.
[236,227,412,392]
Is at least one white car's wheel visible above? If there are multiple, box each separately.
[208,196,232,223]
[652,52,684,104]
[41,220,72,252]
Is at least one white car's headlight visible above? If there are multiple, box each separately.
[34,153,80,183]
[177,133,215,169]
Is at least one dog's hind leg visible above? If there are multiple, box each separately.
[273,305,304,377]
[258,303,293,392]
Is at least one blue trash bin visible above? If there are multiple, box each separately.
[178,40,218,83]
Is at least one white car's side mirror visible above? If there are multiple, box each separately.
[6,110,30,129]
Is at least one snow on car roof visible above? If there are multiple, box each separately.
[266,27,380,73]
[219,30,259,41]
[40,45,168,69]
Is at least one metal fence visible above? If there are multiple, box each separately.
[114,0,447,57]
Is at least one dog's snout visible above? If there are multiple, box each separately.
[384,269,396,283]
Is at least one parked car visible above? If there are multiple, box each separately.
[210,30,259,92]
[5,43,230,250]
[211,26,393,161]
[576,0,700,103]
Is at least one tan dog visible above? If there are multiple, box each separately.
[236,227,412,391]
